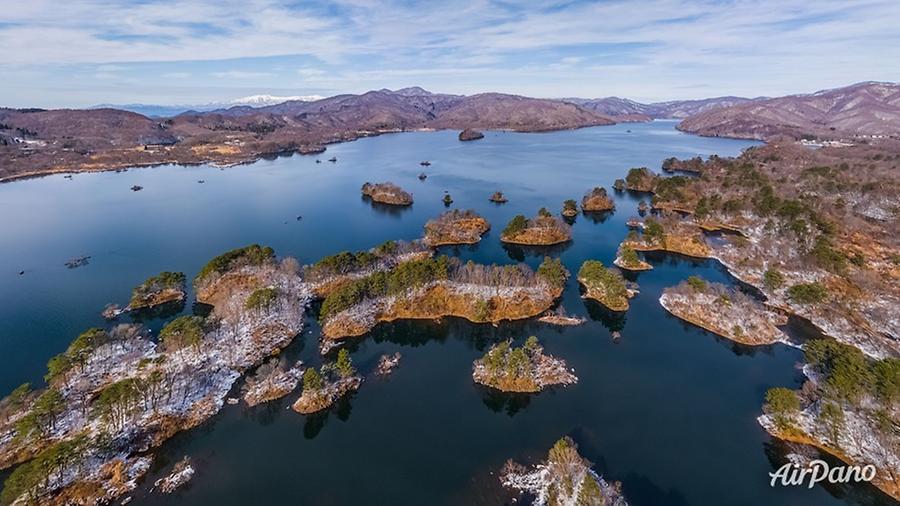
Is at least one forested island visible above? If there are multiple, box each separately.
[577,260,633,312]
[319,256,569,340]
[501,436,629,506]
[581,187,615,212]
[500,209,572,245]
[472,337,576,392]
[361,182,413,205]
[292,350,361,414]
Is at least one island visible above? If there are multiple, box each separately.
[319,256,568,340]
[489,191,508,203]
[561,199,579,217]
[361,181,413,206]
[423,209,490,247]
[659,277,789,345]
[577,260,634,311]
[154,457,194,494]
[538,306,586,326]
[581,186,615,212]
[241,358,304,407]
[759,340,899,501]
[501,436,629,506]
[0,244,312,505]
[472,336,577,392]
[621,166,657,192]
[458,128,484,141]
[500,209,572,245]
[292,349,362,414]
[613,244,653,271]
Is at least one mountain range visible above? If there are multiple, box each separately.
[1,82,898,182]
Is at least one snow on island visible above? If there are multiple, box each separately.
[473,337,576,393]
[154,456,194,494]
[501,436,629,506]
[241,358,304,407]
[423,209,490,247]
[659,277,790,346]
[758,339,899,501]
[318,256,568,341]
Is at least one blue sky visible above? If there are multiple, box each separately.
[1,0,899,107]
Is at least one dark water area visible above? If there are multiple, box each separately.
[0,121,891,505]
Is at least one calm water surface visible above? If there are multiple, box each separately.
[0,121,891,505]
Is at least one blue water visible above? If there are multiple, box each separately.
[0,121,890,505]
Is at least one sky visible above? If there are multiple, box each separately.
[1,0,899,108]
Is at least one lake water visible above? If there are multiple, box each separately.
[0,121,892,505]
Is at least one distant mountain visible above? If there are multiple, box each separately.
[677,82,900,140]
[565,96,756,119]
[92,94,324,118]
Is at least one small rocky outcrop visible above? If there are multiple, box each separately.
[500,210,572,246]
[458,128,484,141]
[578,260,635,311]
[660,278,789,345]
[472,337,577,393]
[581,187,615,212]
[361,182,413,206]
[376,353,402,376]
[561,199,579,217]
[501,437,629,506]
[423,209,490,246]
[538,306,586,326]
[154,457,194,494]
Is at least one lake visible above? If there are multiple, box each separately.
[0,121,891,505]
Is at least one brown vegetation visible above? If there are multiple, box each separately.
[361,182,413,205]
[423,209,490,246]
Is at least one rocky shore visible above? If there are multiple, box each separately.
[292,352,362,414]
[472,337,577,393]
[501,436,629,506]
[612,245,653,271]
[659,278,790,345]
[241,358,304,407]
[361,182,413,205]
[423,209,490,246]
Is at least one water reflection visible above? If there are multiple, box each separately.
[128,299,186,322]
[362,196,412,217]
[478,386,532,417]
[581,210,614,224]
[502,241,572,262]
[583,299,627,334]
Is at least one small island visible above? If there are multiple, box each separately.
[292,349,362,414]
[458,128,484,141]
[423,209,490,247]
[489,191,508,203]
[501,436,629,506]
[538,306,586,326]
[621,166,657,192]
[241,358,304,407]
[581,186,615,212]
[154,457,194,494]
[500,209,572,246]
[472,337,577,392]
[442,193,453,206]
[577,260,633,311]
[319,256,568,340]
[561,199,578,217]
[361,181,413,206]
[613,244,653,271]
[660,277,789,345]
